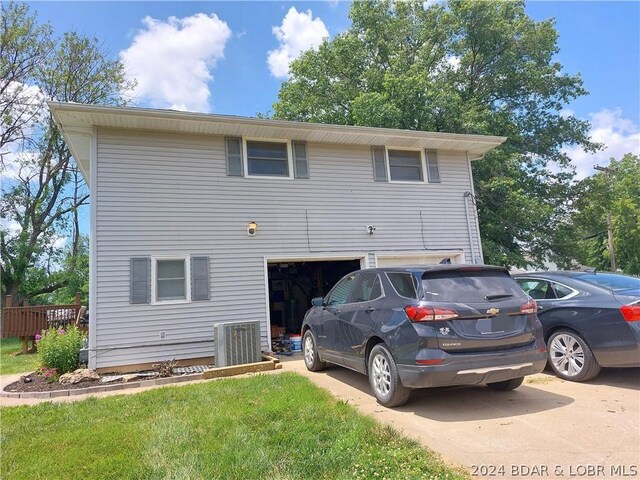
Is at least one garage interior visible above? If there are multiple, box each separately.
[267,259,360,345]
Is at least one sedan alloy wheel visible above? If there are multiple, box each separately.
[547,330,601,382]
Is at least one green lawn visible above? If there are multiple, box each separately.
[0,337,40,375]
[1,373,468,480]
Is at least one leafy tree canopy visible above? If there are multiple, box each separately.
[273,0,599,267]
[1,2,132,304]
[551,154,639,274]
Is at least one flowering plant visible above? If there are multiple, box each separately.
[37,326,85,374]
[35,366,59,383]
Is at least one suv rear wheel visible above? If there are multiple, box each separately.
[368,344,410,407]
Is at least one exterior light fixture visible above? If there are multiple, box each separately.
[365,225,376,235]
[247,221,258,237]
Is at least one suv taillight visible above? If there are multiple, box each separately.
[520,299,538,315]
[405,305,459,322]
[620,304,640,322]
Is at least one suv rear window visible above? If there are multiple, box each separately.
[422,269,524,303]
[387,272,418,299]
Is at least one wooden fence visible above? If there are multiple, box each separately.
[1,294,87,353]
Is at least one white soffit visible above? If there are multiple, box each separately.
[49,102,507,187]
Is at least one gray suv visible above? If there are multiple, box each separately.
[301,265,547,407]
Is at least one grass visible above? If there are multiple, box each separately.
[0,337,40,375]
[1,373,468,480]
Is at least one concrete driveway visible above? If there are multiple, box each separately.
[286,359,639,479]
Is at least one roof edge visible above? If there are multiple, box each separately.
[48,101,508,147]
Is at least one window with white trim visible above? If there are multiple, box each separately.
[155,258,189,302]
[425,149,441,183]
[130,255,210,304]
[388,149,424,181]
[372,147,440,183]
[246,140,290,177]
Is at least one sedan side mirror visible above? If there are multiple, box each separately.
[311,297,325,307]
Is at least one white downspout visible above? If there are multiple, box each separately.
[89,127,98,369]
[464,191,477,264]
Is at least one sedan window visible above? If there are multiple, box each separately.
[516,279,552,300]
[551,282,574,299]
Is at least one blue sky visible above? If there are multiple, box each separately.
[27,0,640,179]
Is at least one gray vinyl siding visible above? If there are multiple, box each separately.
[93,128,481,368]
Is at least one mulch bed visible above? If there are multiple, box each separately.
[4,373,121,393]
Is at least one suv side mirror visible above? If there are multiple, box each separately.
[311,297,324,307]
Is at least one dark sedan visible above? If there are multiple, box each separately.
[513,271,640,381]
[301,265,547,407]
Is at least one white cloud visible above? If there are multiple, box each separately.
[1,149,40,181]
[119,13,232,112]
[559,108,574,119]
[446,55,461,71]
[563,108,640,180]
[0,82,47,156]
[267,7,329,79]
[0,218,22,238]
[423,0,444,8]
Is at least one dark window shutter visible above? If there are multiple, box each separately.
[293,141,309,178]
[225,137,243,176]
[372,146,387,181]
[191,256,210,301]
[426,150,441,183]
[130,257,151,304]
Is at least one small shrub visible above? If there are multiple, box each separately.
[36,326,85,374]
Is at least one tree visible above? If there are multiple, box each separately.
[0,2,52,153]
[553,154,640,274]
[272,0,598,267]
[1,2,132,304]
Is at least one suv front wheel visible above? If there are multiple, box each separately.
[367,344,411,407]
[303,330,326,372]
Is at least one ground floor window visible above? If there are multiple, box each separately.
[155,257,189,302]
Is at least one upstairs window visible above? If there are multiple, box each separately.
[372,147,440,183]
[388,149,424,181]
[426,150,441,183]
[226,138,309,179]
[246,140,290,177]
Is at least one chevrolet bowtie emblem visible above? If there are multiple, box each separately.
[486,308,500,315]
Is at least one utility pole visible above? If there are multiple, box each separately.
[594,165,616,271]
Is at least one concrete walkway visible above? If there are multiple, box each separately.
[3,359,639,479]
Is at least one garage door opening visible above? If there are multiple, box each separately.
[267,259,360,346]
